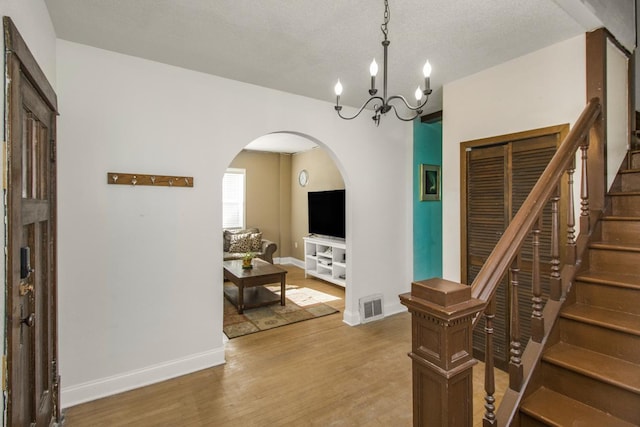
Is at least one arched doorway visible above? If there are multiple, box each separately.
[221,131,351,337]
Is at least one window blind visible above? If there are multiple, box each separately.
[222,169,245,229]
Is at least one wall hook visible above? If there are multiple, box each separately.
[107,172,193,188]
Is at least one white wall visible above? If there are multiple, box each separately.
[441,35,587,282]
[607,39,630,188]
[0,0,57,83]
[0,0,57,424]
[56,40,413,407]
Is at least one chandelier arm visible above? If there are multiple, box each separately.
[386,94,429,112]
[389,103,421,122]
[335,96,385,120]
[332,0,433,124]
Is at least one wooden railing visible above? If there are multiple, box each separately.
[400,98,603,426]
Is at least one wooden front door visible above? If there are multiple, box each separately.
[5,18,59,426]
[462,125,568,368]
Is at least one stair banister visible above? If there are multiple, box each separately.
[400,98,602,426]
[470,98,601,304]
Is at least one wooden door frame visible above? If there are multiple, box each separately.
[4,16,59,423]
[459,124,570,285]
[4,18,57,111]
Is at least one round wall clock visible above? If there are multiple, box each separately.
[298,169,309,187]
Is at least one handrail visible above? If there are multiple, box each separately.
[400,97,604,425]
[470,98,601,304]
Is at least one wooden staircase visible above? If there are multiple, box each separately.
[519,150,640,426]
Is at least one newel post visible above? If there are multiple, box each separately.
[400,278,484,427]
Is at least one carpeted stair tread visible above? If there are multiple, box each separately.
[575,270,640,289]
[589,241,640,252]
[561,304,640,336]
[543,342,640,394]
[520,387,636,427]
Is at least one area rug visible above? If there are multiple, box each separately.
[223,283,340,339]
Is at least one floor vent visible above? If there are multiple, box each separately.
[359,294,384,323]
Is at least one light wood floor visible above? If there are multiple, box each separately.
[63,265,507,426]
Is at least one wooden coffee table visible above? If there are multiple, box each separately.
[223,258,287,314]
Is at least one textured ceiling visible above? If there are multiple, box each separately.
[44,0,586,118]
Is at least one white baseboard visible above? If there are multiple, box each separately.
[61,347,226,409]
[342,309,360,326]
[384,300,408,317]
[274,256,304,268]
[343,300,406,326]
[277,259,405,325]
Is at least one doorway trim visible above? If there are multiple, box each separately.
[4,17,57,110]
[3,16,60,424]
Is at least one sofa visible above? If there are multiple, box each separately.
[223,228,277,264]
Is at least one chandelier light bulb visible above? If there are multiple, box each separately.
[369,59,379,77]
[332,0,432,124]
[423,60,432,78]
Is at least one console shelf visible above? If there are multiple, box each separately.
[304,236,346,287]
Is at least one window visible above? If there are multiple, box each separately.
[222,168,246,229]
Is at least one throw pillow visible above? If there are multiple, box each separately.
[224,228,259,252]
[249,232,263,252]
[228,233,252,253]
[223,230,232,252]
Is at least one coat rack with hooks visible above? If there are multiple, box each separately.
[107,172,194,188]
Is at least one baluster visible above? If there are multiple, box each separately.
[566,157,577,265]
[550,185,561,301]
[509,259,523,390]
[531,218,544,342]
[483,299,497,427]
[580,141,590,234]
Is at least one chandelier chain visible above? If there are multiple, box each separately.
[381,0,390,41]
[333,0,431,124]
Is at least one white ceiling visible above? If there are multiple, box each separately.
[44,0,587,152]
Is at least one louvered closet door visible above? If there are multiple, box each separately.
[510,137,556,348]
[467,136,556,369]
[467,145,509,365]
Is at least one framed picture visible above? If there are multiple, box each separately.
[420,164,441,201]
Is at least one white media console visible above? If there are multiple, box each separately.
[303,236,346,287]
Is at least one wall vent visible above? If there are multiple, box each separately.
[359,294,384,323]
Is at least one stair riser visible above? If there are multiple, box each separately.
[611,195,640,216]
[589,248,640,275]
[621,172,640,192]
[542,362,640,425]
[519,413,549,427]
[601,220,640,243]
[559,318,640,364]
[575,281,640,315]
[631,152,640,169]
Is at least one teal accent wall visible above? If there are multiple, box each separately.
[413,120,443,280]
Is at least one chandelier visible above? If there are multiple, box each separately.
[333,0,432,125]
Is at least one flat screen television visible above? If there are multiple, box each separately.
[308,189,345,239]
